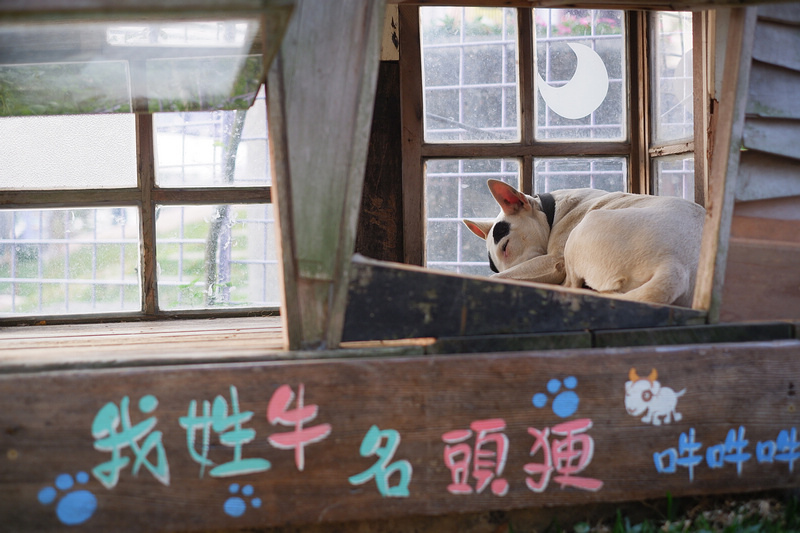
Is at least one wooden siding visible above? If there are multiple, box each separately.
[719,3,800,322]
[738,4,800,195]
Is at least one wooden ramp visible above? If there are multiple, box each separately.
[343,255,706,342]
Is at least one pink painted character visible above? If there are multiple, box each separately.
[524,418,602,492]
[442,418,509,496]
[267,384,332,471]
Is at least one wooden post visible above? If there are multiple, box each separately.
[266,0,386,349]
[692,7,757,319]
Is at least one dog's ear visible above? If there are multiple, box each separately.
[487,179,531,215]
[464,219,493,240]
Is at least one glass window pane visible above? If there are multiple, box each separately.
[154,89,269,187]
[0,18,274,115]
[534,9,626,141]
[0,114,137,189]
[425,158,519,275]
[156,204,279,310]
[0,207,141,316]
[652,12,693,143]
[420,7,520,143]
[654,155,694,200]
[0,61,132,116]
[534,157,627,193]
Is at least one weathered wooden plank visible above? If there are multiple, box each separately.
[730,211,800,240]
[734,195,800,221]
[266,0,385,349]
[719,212,800,323]
[428,332,593,354]
[0,317,281,341]
[342,256,706,342]
[1,0,795,15]
[752,20,800,73]
[393,0,800,10]
[746,61,800,119]
[429,323,797,354]
[2,341,800,532]
[0,0,294,19]
[693,7,757,318]
[736,149,800,201]
[398,5,425,267]
[594,322,796,348]
[356,61,405,264]
[758,2,800,25]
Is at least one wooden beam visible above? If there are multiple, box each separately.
[3,339,800,531]
[266,0,385,349]
[342,255,706,342]
[399,4,425,267]
[0,0,294,20]
[692,7,757,318]
[387,0,800,9]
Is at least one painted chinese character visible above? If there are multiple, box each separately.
[442,429,473,494]
[442,419,509,496]
[706,426,750,475]
[523,427,552,492]
[349,425,412,497]
[179,385,270,478]
[653,427,703,481]
[524,419,602,492]
[267,384,331,471]
[92,395,169,489]
[757,427,800,472]
[550,419,602,490]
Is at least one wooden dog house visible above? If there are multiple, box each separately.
[1,1,799,531]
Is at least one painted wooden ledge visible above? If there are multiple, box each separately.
[2,339,800,531]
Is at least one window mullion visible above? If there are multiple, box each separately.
[136,113,158,315]
[399,5,425,267]
[629,11,649,195]
[518,8,535,195]
[692,10,710,207]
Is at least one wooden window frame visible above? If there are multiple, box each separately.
[399,5,708,267]
[0,111,276,326]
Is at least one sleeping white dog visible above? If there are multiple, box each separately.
[464,179,705,307]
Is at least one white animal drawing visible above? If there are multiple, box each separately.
[624,368,686,426]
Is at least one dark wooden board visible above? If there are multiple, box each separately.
[356,61,405,264]
[429,322,796,354]
[3,340,800,532]
[342,256,706,342]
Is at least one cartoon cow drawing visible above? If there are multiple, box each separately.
[624,368,686,426]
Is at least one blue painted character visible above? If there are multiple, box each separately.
[349,425,412,497]
[92,395,169,489]
[179,385,271,478]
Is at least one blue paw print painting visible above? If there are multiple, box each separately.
[38,472,97,526]
[224,483,262,517]
[533,376,579,418]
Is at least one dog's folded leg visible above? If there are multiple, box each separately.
[491,255,566,285]
[615,262,691,306]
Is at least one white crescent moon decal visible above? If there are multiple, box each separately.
[536,43,610,120]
